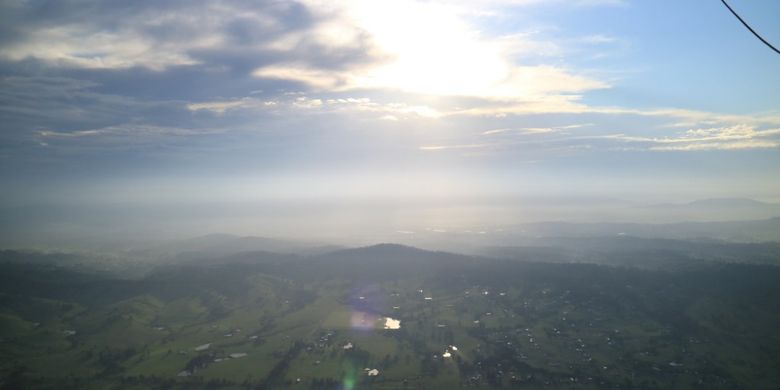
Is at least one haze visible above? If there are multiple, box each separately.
[2,0,780,249]
[3,2,780,388]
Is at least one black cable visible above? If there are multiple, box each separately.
[720,0,780,55]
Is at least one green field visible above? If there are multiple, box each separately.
[2,246,780,389]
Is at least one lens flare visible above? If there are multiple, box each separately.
[341,364,356,390]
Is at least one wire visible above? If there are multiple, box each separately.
[720,0,780,55]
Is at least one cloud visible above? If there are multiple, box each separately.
[430,0,625,8]
[35,124,221,147]
[0,0,377,72]
[419,143,492,151]
[649,140,778,151]
[37,124,213,138]
[578,34,618,45]
[249,0,608,103]
[482,128,513,135]
[0,74,164,137]
[448,99,780,129]
[482,124,592,136]
[0,0,612,125]
[412,121,780,159]
[520,128,559,134]
[187,95,443,120]
[187,99,269,114]
[1,0,775,169]
[599,125,780,151]
[252,65,355,90]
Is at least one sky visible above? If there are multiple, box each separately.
[1,0,780,244]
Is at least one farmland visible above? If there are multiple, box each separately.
[1,245,780,389]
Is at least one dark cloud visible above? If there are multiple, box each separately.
[0,0,378,71]
[0,0,383,146]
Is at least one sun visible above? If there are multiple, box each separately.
[343,0,512,97]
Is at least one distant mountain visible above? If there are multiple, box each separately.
[479,236,780,268]
[684,198,775,208]
[512,217,780,242]
[323,243,443,260]
[139,234,344,260]
[393,217,780,256]
[169,237,780,281]
[5,215,780,278]
[198,243,487,282]
[647,197,777,210]
[634,197,780,222]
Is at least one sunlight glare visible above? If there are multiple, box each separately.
[347,0,511,97]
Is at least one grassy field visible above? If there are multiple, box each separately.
[2,250,780,389]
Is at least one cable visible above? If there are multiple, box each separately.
[720,0,780,55]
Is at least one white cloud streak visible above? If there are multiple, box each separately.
[600,125,780,151]
[419,143,492,151]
